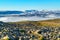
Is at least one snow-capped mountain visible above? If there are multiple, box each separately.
[0,10,60,22]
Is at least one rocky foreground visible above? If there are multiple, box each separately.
[0,19,60,40]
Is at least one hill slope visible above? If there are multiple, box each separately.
[8,19,60,27]
[38,19,60,27]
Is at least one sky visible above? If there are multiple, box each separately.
[0,0,60,11]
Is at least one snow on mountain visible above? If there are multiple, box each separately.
[0,10,60,22]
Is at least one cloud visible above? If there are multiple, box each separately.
[0,17,8,21]
[0,16,59,22]
[45,14,56,18]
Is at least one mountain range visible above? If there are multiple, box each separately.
[0,10,60,22]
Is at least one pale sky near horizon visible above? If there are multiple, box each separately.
[0,0,60,11]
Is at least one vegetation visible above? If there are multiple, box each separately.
[0,19,60,40]
[8,19,60,27]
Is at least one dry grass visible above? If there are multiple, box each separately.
[8,19,60,27]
